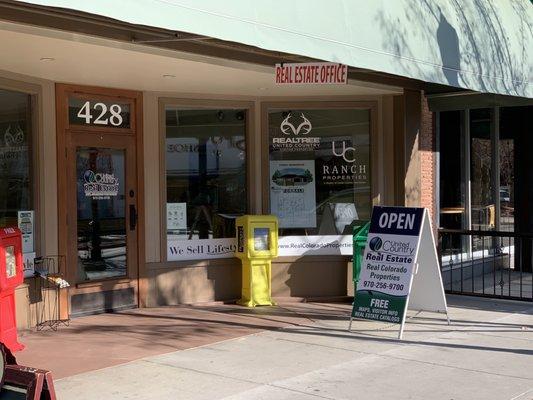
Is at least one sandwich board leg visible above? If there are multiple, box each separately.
[398,320,405,340]
[348,296,356,331]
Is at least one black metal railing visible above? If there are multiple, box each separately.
[438,229,533,302]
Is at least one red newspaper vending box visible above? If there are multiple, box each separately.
[0,227,24,354]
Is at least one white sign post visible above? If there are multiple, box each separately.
[349,206,450,340]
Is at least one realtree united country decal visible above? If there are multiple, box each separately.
[272,113,320,152]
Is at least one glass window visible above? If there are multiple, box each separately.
[470,108,495,232]
[268,108,371,236]
[439,110,466,230]
[499,108,517,233]
[165,108,247,241]
[0,89,33,228]
[439,105,533,279]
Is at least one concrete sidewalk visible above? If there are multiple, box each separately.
[17,300,326,378]
[52,296,533,400]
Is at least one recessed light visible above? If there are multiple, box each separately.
[163,74,176,78]
[39,57,55,62]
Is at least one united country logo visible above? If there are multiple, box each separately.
[369,236,383,251]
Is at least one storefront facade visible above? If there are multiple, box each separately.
[0,1,529,326]
[0,30,402,323]
[145,96,394,309]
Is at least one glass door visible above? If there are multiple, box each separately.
[68,133,138,286]
[76,147,127,281]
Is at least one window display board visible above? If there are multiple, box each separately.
[269,160,316,228]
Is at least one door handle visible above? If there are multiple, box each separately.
[129,204,137,230]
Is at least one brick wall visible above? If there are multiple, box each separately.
[419,94,437,227]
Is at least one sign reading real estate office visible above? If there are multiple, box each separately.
[275,62,348,85]
[352,206,424,325]
[350,206,449,339]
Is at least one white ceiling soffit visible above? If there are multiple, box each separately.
[14,0,533,98]
[0,22,399,96]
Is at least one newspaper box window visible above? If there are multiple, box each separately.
[268,107,371,256]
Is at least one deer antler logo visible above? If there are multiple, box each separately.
[280,113,312,135]
[4,125,24,147]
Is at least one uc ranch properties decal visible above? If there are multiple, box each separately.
[271,112,368,185]
[319,141,368,185]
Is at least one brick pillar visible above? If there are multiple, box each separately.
[394,90,437,230]
[420,94,437,226]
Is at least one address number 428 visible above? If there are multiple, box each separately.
[77,101,123,126]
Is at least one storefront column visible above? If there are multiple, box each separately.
[420,95,437,221]
[394,90,437,225]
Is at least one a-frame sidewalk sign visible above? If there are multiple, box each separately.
[349,206,450,340]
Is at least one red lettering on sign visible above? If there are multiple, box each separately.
[275,63,347,85]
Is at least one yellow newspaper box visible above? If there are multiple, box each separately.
[235,215,278,307]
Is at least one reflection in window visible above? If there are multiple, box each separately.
[0,90,32,228]
[499,108,515,233]
[439,111,466,230]
[439,110,469,257]
[165,108,247,240]
[268,109,371,236]
[470,108,494,232]
[439,106,529,267]
[76,148,126,281]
